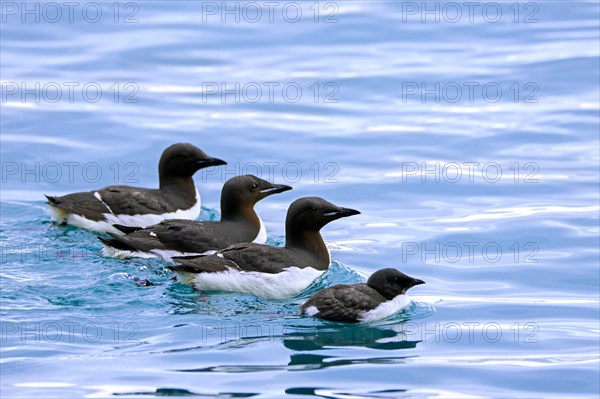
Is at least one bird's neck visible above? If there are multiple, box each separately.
[159,176,197,204]
[285,229,330,269]
[221,203,261,229]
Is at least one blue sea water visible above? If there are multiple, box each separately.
[1,0,599,397]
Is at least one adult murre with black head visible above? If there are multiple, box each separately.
[45,143,225,234]
[168,197,360,299]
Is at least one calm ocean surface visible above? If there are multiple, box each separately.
[1,1,599,398]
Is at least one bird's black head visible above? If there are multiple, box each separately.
[366,268,425,300]
[221,175,292,219]
[285,196,360,232]
[158,143,226,178]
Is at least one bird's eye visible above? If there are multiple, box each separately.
[311,207,318,212]
[250,183,258,192]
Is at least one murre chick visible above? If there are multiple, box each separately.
[167,197,360,299]
[45,143,226,234]
[301,268,425,323]
[98,175,292,259]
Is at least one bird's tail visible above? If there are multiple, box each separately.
[98,233,137,251]
[166,264,198,273]
[45,195,60,206]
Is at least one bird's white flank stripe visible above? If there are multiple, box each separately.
[93,191,114,214]
[304,306,320,316]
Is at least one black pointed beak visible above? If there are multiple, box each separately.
[259,183,293,197]
[197,157,227,168]
[411,278,425,287]
[323,207,361,220]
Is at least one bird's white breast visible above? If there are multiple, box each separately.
[359,294,411,323]
[252,215,267,244]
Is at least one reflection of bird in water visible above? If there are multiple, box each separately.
[286,387,407,398]
[113,387,258,397]
[283,322,420,352]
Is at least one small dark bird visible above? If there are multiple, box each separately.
[301,268,425,323]
[45,143,226,233]
[98,175,292,259]
[167,197,360,299]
